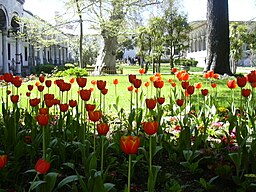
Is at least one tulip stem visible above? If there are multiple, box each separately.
[94,122,96,152]
[101,136,104,173]
[149,136,152,172]
[128,154,131,192]
[43,126,46,160]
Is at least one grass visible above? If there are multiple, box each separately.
[2,64,254,113]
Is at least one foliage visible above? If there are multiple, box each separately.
[54,67,88,77]
[30,64,57,76]
[174,58,198,67]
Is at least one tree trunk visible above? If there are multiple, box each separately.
[205,0,232,75]
[101,33,117,74]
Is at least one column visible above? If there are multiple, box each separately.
[2,29,8,73]
[15,38,21,76]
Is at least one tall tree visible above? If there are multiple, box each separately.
[205,0,232,75]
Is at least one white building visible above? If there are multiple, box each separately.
[0,0,73,76]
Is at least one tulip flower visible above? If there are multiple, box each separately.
[10,95,19,103]
[69,99,77,108]
[176,99,184,107]
[4,73,13,83]
[236,76,247,88]
[128,74,136,84]
[36,114,49,126]
[194,82,202,89]
[120,135,140,155]
[127,86,134,92]
[79,89,91,101]
[45,99,54,108]
[0,155,8,169]
[146,98,157,110]
[76,77,87,88]
[157,97,165,105]
[154,80,164,89]
[97,80,107,90]
[39,74,45,83]
[171,67,178,74]
[181,81,189,89]
[12,76,22,88]
[242,88,251,97]
[227,80,237,89]
[29,98,41,107]
[59,103,69,112]
[35,159,51,174]
[120,135,140,192]
[26,92,31,97]
[88,110,102,122]
[44,93,54,101]
[37,85,44,92]
[85,104,96,111]
[142,121,158,135]
[186,85,195,95]
[133,79,142,88]
[28,85,33,91]
[211,83,217,88]
[97,123,109,136]
[39,107,49,114]
[139,68,145,74]
[201,89,209,96]
[45,80,52,88]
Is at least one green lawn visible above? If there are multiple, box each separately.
[2,64,253,113]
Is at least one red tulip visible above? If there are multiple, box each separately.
[97,123,110,135]
[242,88,251,97]
[133,79,142,88]
[53,99,60,106]
[194,82,202,89]
[11,95,19,103]
[139,68,145,74]
[26,92,31,97]
[201,89,209,96]
[120,135,140,155]
[127,86,134,92]
[88,110,102,122]
[236,76,247,88]
[4,73,13,82]
[7,90,11,95]
[157,97,165,105]
[142,122,159,135]
[44,94,54,101]
[45,80,52,88]
[113,79,119,85]
[97,80,107,90]
[55,79,64,88]
[76,77,87,88]
[227,80,237,89]
[211,83,217,88]
[69,99,77,108]
[37,85,44,92]
[144,82,150,87]
[85,104,96,112]
[39,74,45,83]
[91,80,97,85]
[0,155,8,169]
[59,103,69,112]
[181,81,189,89]
[79,89,91,101]
[128,74,136,84]
[69,78,75,84]
[45,99,54,108]
[101,88,108,95]
[176,99,184,106]
[171,67,178,74]
[39,108,49,115]
[35,159,50,174]
[12,76,22,88]
[29,98,41,107]
[187,85,195,95]
[28,85,33,91]
[36,114,49,126]
[153,80,164,88]
[145,98,157,110]
[246,70,256,84]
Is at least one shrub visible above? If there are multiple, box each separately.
[30,64,57,76]
[174,58,198,67]
[54,67,89,77]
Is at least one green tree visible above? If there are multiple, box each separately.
[229,22,247,74]
[205,0,232,75]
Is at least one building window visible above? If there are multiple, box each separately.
[24,47,28,61]
[8,43,11,60]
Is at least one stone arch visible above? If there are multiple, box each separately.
[10,13,20,33]
[0,6,8,30]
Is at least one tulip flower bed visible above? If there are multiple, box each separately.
[1,68,256,191]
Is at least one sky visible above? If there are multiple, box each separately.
[23,0,256,24]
